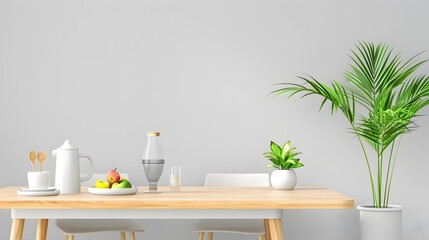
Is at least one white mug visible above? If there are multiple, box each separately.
[28,171,50,190]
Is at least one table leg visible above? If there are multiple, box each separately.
[265,219,284,240]
[198,232,204,240]
[10,219,25,240]
[264,219,271,240]
[36,219,48,240]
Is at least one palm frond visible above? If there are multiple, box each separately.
[273,76,355,124]
[355,108,414,152]
[345,42,427,112]
[395,75,429,111]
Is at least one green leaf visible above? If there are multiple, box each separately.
[288,152,302,159]
[266,164,277,168]
[281,141,291,159]
[285,159,297,165]
[270,141,282,157]
[291,163,304,168]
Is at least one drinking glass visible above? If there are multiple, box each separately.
[170,166,181,192]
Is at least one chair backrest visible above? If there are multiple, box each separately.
[81,173,130,187]
[205,173,270,187]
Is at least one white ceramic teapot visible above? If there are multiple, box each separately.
[53,140,94,194]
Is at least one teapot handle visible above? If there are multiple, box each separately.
[79,154,94,182]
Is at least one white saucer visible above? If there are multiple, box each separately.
[17,189,60,196]
[20,187,57,192]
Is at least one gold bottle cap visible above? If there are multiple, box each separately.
[147,132,160,136]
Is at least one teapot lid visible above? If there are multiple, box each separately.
[58,139,77,150]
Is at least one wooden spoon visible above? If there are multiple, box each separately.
[28,151,37,172]
[37,152,46,172]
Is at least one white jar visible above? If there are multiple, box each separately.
[270,169,297,190]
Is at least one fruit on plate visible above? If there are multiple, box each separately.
[107,168,121,184]
[94,168,133,189]
[95,180,110,188]
[112,179,132,189]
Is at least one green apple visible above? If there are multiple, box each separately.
[111,179,132,188]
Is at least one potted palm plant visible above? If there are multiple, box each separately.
[272,41,429,240]
[263,141,303,190]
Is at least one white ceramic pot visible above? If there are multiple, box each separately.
[270,169,297,190]
[357,205,403,240]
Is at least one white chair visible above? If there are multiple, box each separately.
[192,173,271,240]
[56,173,145,240]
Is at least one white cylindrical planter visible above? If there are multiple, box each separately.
[357,205,403,240]
[270,169,297,190]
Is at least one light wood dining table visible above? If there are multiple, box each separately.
[0,186,353,240]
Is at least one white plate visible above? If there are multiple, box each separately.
[88,186,138,195]
[20,187,57,192]
[17,189,60,196]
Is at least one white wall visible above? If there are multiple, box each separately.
[1,0,429,239]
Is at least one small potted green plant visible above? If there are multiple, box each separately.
[263,141,303,190]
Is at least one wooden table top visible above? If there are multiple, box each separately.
[0,186,353,210]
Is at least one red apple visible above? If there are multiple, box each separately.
[107,168,121,184]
